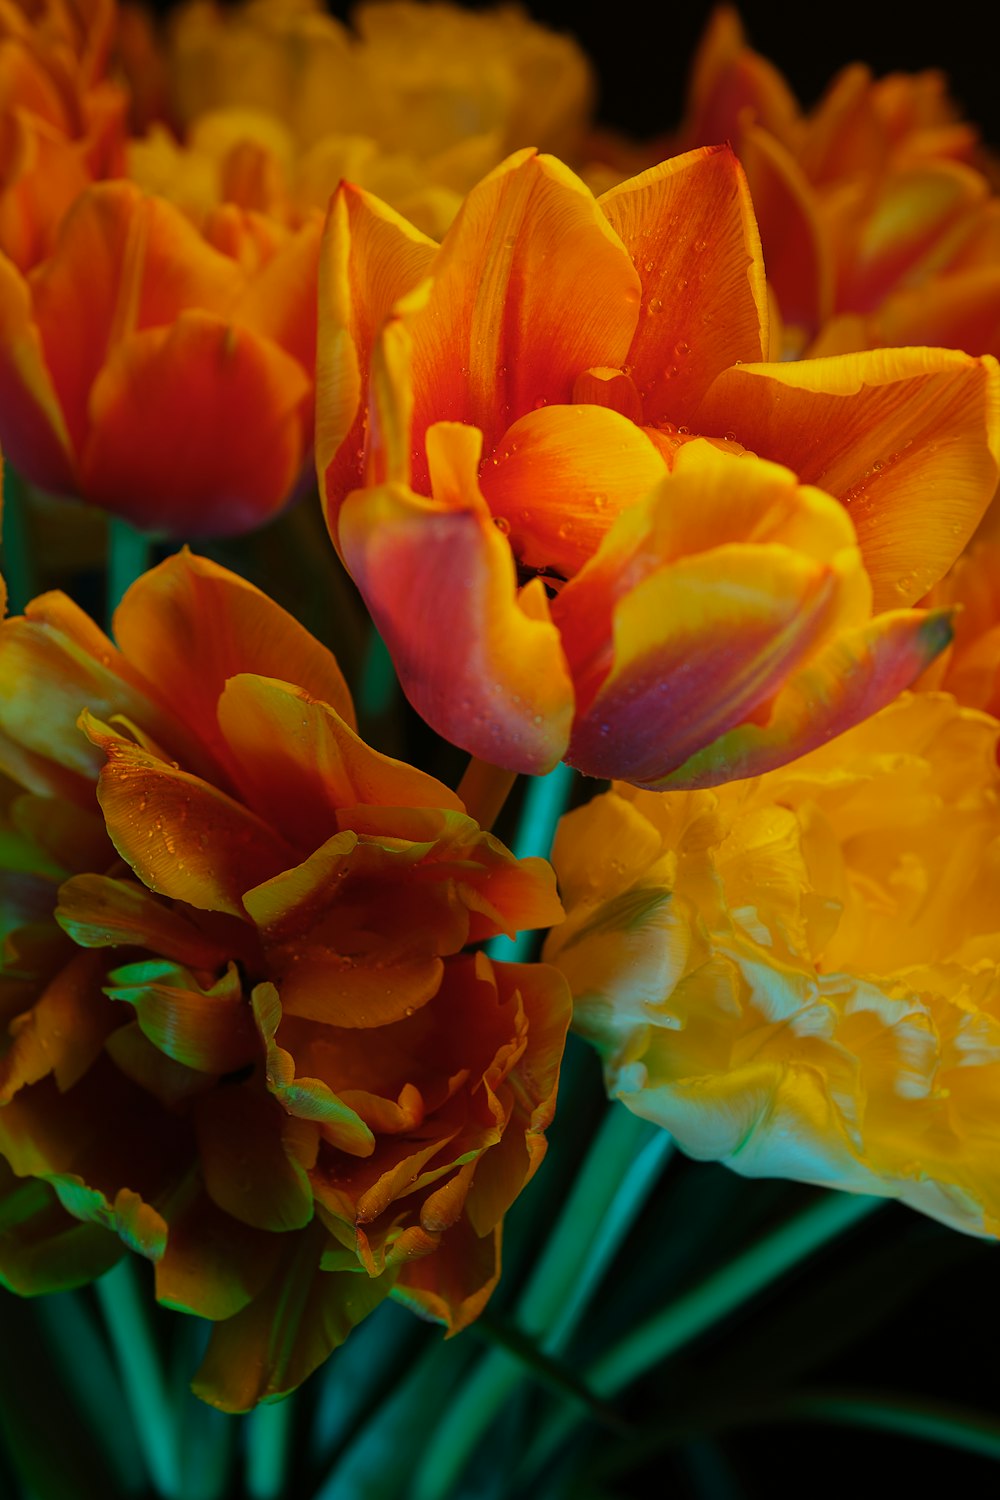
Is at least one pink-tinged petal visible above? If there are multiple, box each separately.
[654,608,955,789]
[567,543,853,783]
[316,181,437,517]
[195,1082,314,1232]
[215,673,458,851]
[251,984,376,1155]
[393,1215,499,1334]
[0,949,116,1104]
[478,403,668,578]
[192,1225,392,1411]
[599,144,768,427]
[103,958,258,1074]
[338,422,575,774]
[79,312,310,535]
[85,716,297,916]
[0,256,75,492]
[405,149,640,473]
[154,1169,281,1319]
[55,873,229,968]
[693,348,1000,608]
[112,550,356,762]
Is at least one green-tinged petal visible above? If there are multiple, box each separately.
[0,1163,123,1294]
[104,958,258,1074]
[56,873,229,967]
[655,608,955,789]
[251,984,376,1156]
[154,1169,282,1320]
[0,949,117,1103]
[194,1081,315,1232]
[85,714,297,915]
[192,1223,393,1411]
[393,1215,500,1335]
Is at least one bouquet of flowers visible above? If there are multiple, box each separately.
[2,2,1000,1495]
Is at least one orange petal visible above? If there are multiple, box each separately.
[104,958,258,1074]
[0,256,75,492]
[56,873,228,968]
[111,551,356,770]
[316,181,437,519]
[215,672,458,852]
[738,123,834,338]
[393,1214,499,1334]
[693,348,1000,608]
[86,716,297,916]
[154,1169,281,1320]
[599,144,768,427]
[654,608,955,789]
[338,422,575,773]
[404,149,640,476]
[874,267,1000,358]
[80,312,310,535]
[478,403,668,577]
[195,1083,313,1232]
[0,950,115,1104]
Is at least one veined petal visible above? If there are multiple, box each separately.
[567,542,856,783]
[338,423,574,774]
[104,958,258,1074]
[316,181,436,515]
[693,347,1000,608]
[478,403,668,577]
[85,716,297,916]
[655,608,955,789]
[112,550,356,763]
[599,144,768,426]
[405,148,640,467]
[56,873,228,969]
[215,673,459,851]
[80,312,310,536]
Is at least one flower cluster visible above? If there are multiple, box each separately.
[0,551,570,1408]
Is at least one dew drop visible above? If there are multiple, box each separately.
[533,396,548,409]
[493,515,511,535]
[647,296,663,315]
[643,258,655,272]
[677,424,690,435]
[674,340,690,357]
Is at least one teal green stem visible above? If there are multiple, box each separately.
[410,1105,667,1500]
[519,1190,884,1484]
[96,1259,182,1498]
[1,468,38,613]
[106,516,152,624]
[788,1390,1000,1462]
[358,629,397,722]
[246,1397,295,1500]
[487,761,576,962]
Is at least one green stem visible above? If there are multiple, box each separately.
[1,468,38,613]
[246,1397,295,1500]
[358,629,397,723]
[96,1259,182,1498]
[488,761,577,962]
[106,516,152,624]
[410,1105,667,1500]
[519,1191,884,1484]
[788,1389,1000,1462]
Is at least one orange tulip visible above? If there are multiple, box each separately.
[0,0,126,269]
[318,144,1000,787]
[0,178,320,534]
[0,550,570,1408]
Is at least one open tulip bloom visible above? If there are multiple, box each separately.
[6,3,1000,1497]
[318,144,1000,787]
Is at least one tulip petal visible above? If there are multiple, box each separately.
[693,348,1000,608]
[104,958,259,1075]
[599,144,768,427]
[393,1215,499,1334]
[154,1170,281,1320]
[215,672,459,850]
[317,181,437,514]
[195,1083,314,1232]
[738,123,834,338]
[80,311,310,535]
[86,716,297,916]
[339,422,575,773]
[55,873,229,968]
[0,256,75,492]
[567,542,853,782]
[875,267,1000,359]
[0,1166,122,1294]
[112,550,357,761]
[405,149,640,470]
[192,1225,392,1411]
[478,403,668,577]
[0,949,116,1103]
[654,608,955,789]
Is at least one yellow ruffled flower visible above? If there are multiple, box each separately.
[546,691,1000,1237]
[125,0,594,238]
